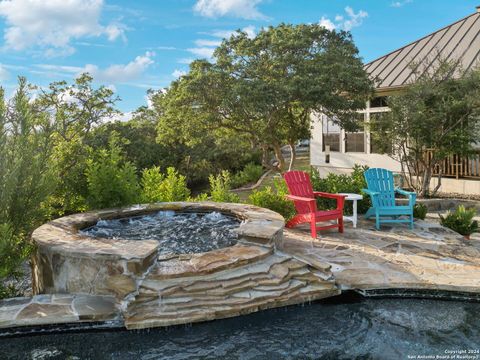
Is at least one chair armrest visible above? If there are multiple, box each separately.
[395,188,416,197]
[285,195,316,212]
[313,192,347,200]
[313,192,346,211]
[362,188,379,197]
[395,188,417,207]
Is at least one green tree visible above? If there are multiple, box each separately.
[375,59,480,197]
[0,78,54,297]
[156,24,372,172]
[38,73,120,216]
[86,134,140,209]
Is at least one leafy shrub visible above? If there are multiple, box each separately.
[231,163,264,189]
[86,135,140,209]
[158,167,191,202]
[440,205,479,237]
[310,165,371,215]
[248,178,296,220]
[209,171,240,203]
[413,203,428,220]
[0,224,32,298]
[140,166,191,203]
[140,166,165,203]
[188,193,210,202]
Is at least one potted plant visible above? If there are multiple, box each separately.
[439,205,479,239]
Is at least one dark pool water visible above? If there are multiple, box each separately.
[81,211,240,255]
[1,297,479,360]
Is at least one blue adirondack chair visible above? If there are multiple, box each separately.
[362,168,417,230]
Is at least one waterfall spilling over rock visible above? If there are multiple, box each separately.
[81,211,241,255]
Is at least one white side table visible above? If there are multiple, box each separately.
[339,193,363,228]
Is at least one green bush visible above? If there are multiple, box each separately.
[310,165,371,215]
[0,224,32,298]
[440,205,479,237]
[413,203,428,220]
[231,163,264,189]
[86,135,140,209]
[248,178,296,220]
[209,171,240,203]
[140,166,191,203]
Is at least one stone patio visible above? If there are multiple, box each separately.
[280,218,480,293]
[1,204,480,332]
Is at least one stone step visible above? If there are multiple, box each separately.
[125,282,339,329]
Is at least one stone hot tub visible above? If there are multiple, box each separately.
[31,202,286,301]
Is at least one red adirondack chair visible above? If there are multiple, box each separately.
[283,171,346,238]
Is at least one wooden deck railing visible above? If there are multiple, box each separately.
[424,150,480,180]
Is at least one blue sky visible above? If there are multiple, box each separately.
[0,0,478,114]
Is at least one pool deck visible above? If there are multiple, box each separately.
[1,216,480,332]
[281,219,480,294]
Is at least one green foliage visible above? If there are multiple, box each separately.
[413,203,428,220]
[86,134,140,209]
[376,59,480,197]
[209,171,240,203]
[140,166,191,203]
[140,166,165,203]
[310,165,371,214]
[40,73,120,217]
[0,79,53,297]
[440,205,479,237]
[248,178,296,220]
[155,23,372,172]
[0,223,32,298]
[231,163,264,189]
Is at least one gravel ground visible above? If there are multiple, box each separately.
[2,261,32,297]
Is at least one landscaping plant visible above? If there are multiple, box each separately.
[413,203,428,220]
[310,165,371,215]
[248,178,296,220]
[440,205,479,238]
[209,171,240,203]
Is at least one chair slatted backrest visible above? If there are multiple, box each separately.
[364,168,396,208]
[283,171,316,215]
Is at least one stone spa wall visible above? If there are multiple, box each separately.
[31,202,285,302]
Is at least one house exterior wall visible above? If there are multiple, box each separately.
[310,103,402,175]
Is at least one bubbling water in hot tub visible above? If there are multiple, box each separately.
[81,211,241,255]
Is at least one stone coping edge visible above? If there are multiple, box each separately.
[31,201,285,261]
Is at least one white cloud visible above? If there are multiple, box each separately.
[0,0,126,56]
[35,51,155,84]
[0,64,9,81]
[188,25,256,61]
[193,0,266,20]
[319,17,336,31]
[194,39,222,47]
[187,46,216,59]
[209,25,256,40]
[391,0,413,8]
[172,69,186,78]
[318,7,368,31]
[178,58,194,64]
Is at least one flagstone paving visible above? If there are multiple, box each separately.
[2,205,480,331]
[280,219,480,293]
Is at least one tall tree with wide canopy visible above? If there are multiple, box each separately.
[156,23,373,171]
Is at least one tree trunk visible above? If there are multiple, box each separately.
[431,168,442,196]
[420,166,432,197]
[288,142,296,171]
[272,143,286,172]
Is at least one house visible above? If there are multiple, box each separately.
[310,6,480,195]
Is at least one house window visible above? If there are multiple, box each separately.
[322,117,340,152]
[346,132,365,152]
[345,113,365,153]
[370,96,389,108]
[370,112,392,154]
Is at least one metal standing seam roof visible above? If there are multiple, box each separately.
[365,8,480,91]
